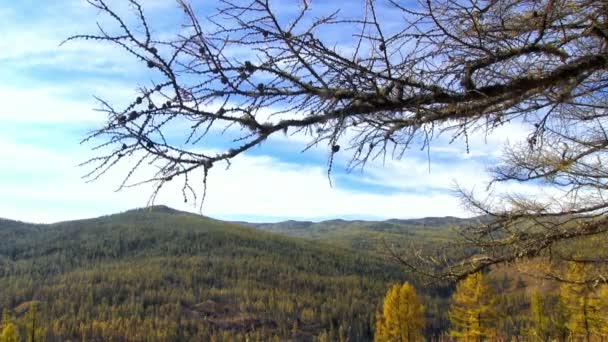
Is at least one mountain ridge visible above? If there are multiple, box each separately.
[2,205,476,227]
[0,206,468,257]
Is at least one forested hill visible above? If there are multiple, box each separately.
[0,206,453,341]
[237,215,478,254]
[0,218,37,232]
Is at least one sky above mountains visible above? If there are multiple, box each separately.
[0,0,536,223]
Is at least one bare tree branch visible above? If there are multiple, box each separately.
[69,0,608,281]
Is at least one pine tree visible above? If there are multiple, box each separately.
[448,272,499,341]
[527,290,549,341]
[0,322,20,342]
[559,263,605,341]
[374,282,425,342]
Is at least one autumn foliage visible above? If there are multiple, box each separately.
[372,266,608,341]
[0,323,19,342]
[375,282,425,342]
[448,273,499,341]
[559,263,608,341]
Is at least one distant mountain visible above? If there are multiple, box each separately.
[238,215,482,254]
[1,206,439,341]
[239,215,476,232]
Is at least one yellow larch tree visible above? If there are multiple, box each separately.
[449,272,499,341]
[600,286,608,338]
[0,309,19,342]
[527,289,550,341]
[559,263,606,341]
[375,282,425,342]
[0,322,20,342]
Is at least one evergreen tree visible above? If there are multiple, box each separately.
[374,282,425,342]
[449,272,499,341]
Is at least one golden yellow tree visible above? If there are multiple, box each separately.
[559,263,605,341]
[527,289,550,341]
[0,322,20,342]
[600,286,608,338]
[449,272,499,341]
[375,282,425,342]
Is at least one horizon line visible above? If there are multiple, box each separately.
[0,204,478,225]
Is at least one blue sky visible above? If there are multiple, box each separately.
[0,0,535,223]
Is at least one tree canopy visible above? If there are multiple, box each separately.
[69,0,608,280]
[375,282,425,342]
[559,263,608,340]
[0,323,20,342]
[527,289,550,341]
[449,272,499,340]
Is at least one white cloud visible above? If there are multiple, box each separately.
[0,0,544,224]
[0,0,178,74]
[0,138,470,223]
[199,155,466,219]
[0,84,120,124]
[0,79,535,223]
